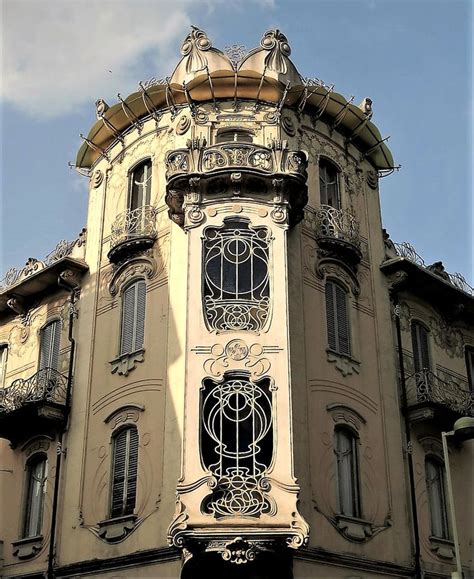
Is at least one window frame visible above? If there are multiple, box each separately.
[0,343,8,388]
[334,426,361,518]
[22,453,48,539]
[465,346,474,391]
[109,426,139,519]
[128,158,152,212]
[119,279,147,357]
[425,455,451,540]
[38,319,61,372]
[319,157,341,209]
[325,279,352,357]
[215,127,254,144]
[411,320,432,373]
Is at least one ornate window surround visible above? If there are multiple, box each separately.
[127,157,153,209]
[12,438,53,560]
[98,406,144,542]
[110,277,147,376]
[323,277,360,377]
[318,156,342,209]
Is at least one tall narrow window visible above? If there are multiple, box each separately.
[334,428,361,518]
[129,159,152,211]
[23,455,47,538]
[0,345,7,387]
[411,321,431,373]
[319,159,340,208]
[425,457,450,539]
[216,128,253,144]
[110,427,139,518]
[203,218,271,332]
[465,347,474,391]
[39,320,61,371]
[120,280,146,356]
[325,281,351,356]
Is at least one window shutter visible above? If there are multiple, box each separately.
[325,282,337,351]
[111,428,139,518]
[39,321,61,371]
[335,284,351,356]
[120,285,136,355]
[24,456,47,538]
[425,458,450,539]
[134,281,146,351]
[412,322,430,372]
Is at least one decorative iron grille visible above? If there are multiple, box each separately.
[0,368,67,415]
[406,369,473,416]
[110,206,158,248]
[201,373,274,517]
[203,219,271,332]
[314,204,361,248]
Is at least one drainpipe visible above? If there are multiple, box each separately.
[392,291,422,579]
[47,281,78,579]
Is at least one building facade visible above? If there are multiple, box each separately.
[0,28,473,578]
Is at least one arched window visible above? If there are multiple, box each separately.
[110,427,139,518]
[334,427,361,517]
[120,280,146,356]
[319,158,340,208]
[129,159,152,211]
[325,280,351,356]
[411,321,431,373]
[39,320,61,371]
[425,457,450,539]
[203,218,271,332]
[23,454,47,538]
[216,128,253,144]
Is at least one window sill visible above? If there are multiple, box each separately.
[429,536,455,560]
[335,514,373,542]
[326,349,360,377]
[110,349,145,376]
[12,535,43,559]
[98,513,137,542]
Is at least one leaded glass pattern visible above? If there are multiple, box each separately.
[203,219,271,332]
[201,373,274,517]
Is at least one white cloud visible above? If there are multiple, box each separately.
[0,0,216,118]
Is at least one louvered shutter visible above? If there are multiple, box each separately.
[39,321,61,371]
[335,284,351,356]
[134,281,146,351]
[326,282,337,351]
[412,322,430,372]
[120,285,136,355]
[111,428,139,518]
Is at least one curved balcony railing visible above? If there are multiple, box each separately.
[314,205,361,248]
[108,205,158,262]
[165,141,307,180]
[0,368,67,415]
[406,369,473,417]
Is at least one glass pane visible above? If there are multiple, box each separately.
[24,457,47,537]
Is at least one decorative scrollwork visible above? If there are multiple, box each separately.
[405,369,473,416]
[260,30,291,74]
[314,205,361,249]
[201,373,275,518]
[203,219,271,332]
[176,115,191,136]
[110,205,158,250]
[0,368,67,415]
[224,45,248,68]
[181,27,212,74]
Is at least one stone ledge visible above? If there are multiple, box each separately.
[98,513,137,542]
[12,535,43,559]
[110,349,145,376]
[326,349,360,377]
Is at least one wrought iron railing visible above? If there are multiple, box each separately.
[314,205,361,248]
[405,369,473,416]
[165,141,307,179]
[110,206,158,248]
[0,368,68,415]
[393,241,474,297]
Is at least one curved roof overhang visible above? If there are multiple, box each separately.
[76,28,394,171]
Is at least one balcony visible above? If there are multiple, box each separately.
[107,206,158,263]
[165,139,308,227]
[314,205,362,267]
[0,368,68,445]
[405,369,473,425]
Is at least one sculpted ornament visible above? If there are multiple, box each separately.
[282,115,296,137]
[176,114,191,136]
[429,316,464,358]
[316,262,360,297]
[181,27,212,75]
[260,30,292,74]
[90,169,104,188]
[108,253,157,297]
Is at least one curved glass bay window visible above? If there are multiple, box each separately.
[203,219,271,332]
[201,373,274,517]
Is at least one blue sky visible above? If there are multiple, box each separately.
[1,0,472,283]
